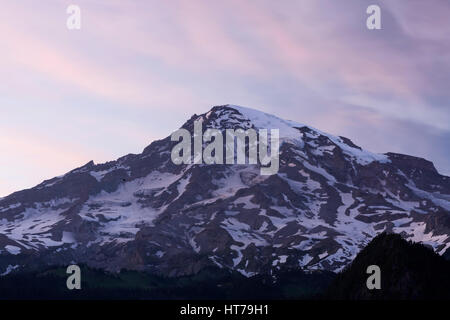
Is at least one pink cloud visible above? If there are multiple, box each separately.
[0,0,448,195]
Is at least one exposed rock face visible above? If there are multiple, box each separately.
[0,105,449,277]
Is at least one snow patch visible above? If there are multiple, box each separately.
[5,245,21,255]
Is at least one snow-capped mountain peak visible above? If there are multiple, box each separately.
[206,104,389,166]
[0,105,448,277]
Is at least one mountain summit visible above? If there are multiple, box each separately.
[0,105,449,277]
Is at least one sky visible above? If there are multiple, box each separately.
[0,0,449,197]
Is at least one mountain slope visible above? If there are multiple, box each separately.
[0,105,449,277]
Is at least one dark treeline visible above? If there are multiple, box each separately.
[0,264,334,300]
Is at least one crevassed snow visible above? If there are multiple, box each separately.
[407,181,450,211]
[230,105,304,140]
[229,104,389,165]
[78,170,188,243]
[0,198,78,249]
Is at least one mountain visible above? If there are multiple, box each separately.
[0,104,449,277]
[326,233,450,299]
